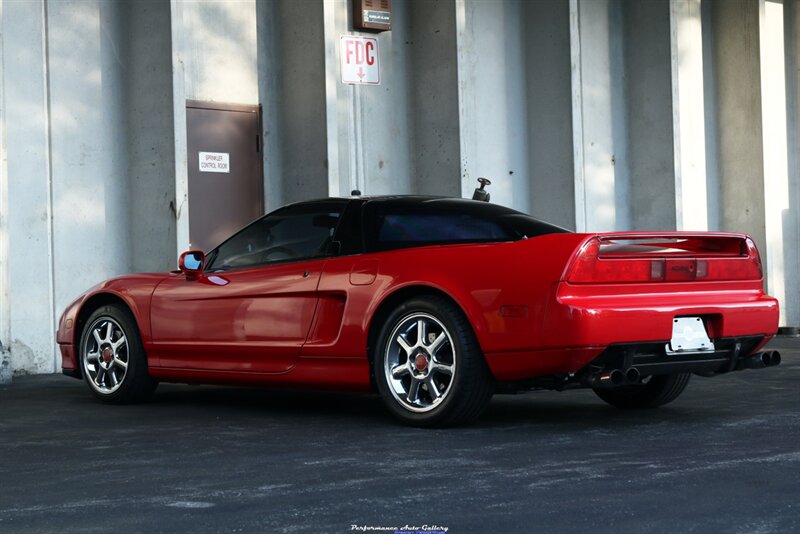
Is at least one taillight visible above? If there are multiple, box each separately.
[568,239,654,283]
[567,236,763,284]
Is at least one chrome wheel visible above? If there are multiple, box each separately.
[384,312,456,413]
[82,317,129,395]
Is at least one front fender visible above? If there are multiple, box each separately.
[57,273,171,349]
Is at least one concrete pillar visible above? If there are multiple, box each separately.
[670,0,709,230]
[760,0,790,323]
[709,0,767,257]
[524,0,575,230]
[456,0,530,211]
[123,1,177,273]
[170,0,190,253]
[760,0,799,327]
[785,0,800,326]
[624,0,675,231]
[701,0,722,230]
[571,0,631,232]
[2,0,56,374]
[0,0,10,384]
[323,0,349,197]
[409,0,461,198]
[259,0,329,210]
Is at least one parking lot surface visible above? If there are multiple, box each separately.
[1,338,798,533]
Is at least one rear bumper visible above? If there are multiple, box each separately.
[544,283,779,348]
[585,335,771,377]
[486,335,776,383]
[485,284,779,381]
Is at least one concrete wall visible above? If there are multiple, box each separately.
[0,0,137,374]
[324,0,414,197]
[256,0,463,205]
[2,0,800,379]
[48,0,133,334]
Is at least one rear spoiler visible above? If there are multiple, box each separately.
[566,232,762,283]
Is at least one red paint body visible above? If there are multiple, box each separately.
[58,231,779,389]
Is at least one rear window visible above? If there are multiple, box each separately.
[378,213,509,242]
[363,199,568,252]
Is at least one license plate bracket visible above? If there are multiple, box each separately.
[667,317,714,354]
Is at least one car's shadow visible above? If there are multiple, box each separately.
[131,381,704,432]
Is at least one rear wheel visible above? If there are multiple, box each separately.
[593,373,691,409]
[80,304,157,403]
[374,296,494,427]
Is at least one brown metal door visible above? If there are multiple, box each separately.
[186,101,263,252]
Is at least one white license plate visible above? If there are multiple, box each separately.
[667,317,714,354]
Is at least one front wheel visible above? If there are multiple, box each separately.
[374,296,494,427]
[593,373,691,409]
[79,304,157,404]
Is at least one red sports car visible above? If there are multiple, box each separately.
[57,196,780,426]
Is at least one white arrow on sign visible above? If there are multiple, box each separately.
[340,35,380,85]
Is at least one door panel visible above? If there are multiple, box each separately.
[186,102,263,252]
[150,260,326,373]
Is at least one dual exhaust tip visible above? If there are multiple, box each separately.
[590,367,640,388]
[742,350,782,370]
[589,350,780,387]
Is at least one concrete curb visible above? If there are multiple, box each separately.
[778,327,800,337]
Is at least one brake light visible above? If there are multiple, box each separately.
[567,236,763,283]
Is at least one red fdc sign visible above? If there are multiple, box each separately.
[340,35,380,85]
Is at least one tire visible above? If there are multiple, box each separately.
[79,303,157,404]
[593,373,691,409]
[373,295,494,427]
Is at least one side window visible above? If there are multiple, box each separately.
[206,203,344,271]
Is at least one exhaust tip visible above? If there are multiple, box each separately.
[609,369,625,386]
[768,350,781,367]
[625,367,640,383]
[595,370,625,385]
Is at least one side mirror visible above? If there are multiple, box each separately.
[179,250,205,278]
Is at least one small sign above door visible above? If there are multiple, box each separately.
[199,151,230,173]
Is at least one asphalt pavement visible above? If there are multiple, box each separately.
[1,338,798,533]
